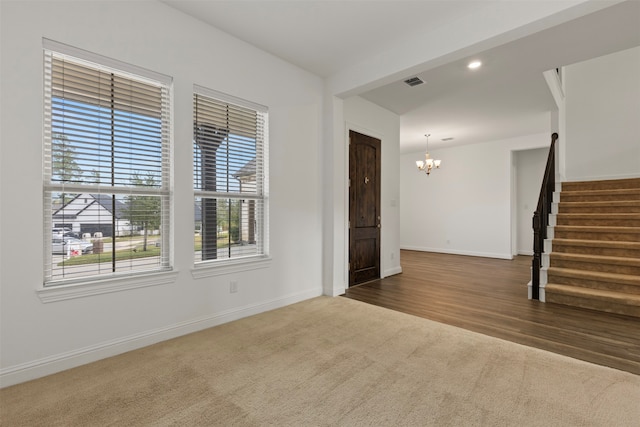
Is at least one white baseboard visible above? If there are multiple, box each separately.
[518,250,534,256]
[527,281,547,302]
[400,246,513,260]
[330,285,346,296]
[0,288,322,388]
[383,266,402,277]
[328,267,402,296]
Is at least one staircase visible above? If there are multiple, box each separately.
[543,178,640,317]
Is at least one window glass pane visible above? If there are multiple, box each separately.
[193,89,267,265]
[194,197,261,262]
[193,131,257,193]
[48,193,163,282]
[51,83,164,186]
[44,48,171,285]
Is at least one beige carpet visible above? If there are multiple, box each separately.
[1,297,639,426]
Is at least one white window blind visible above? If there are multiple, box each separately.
[43,43,172,285]
[193,86,268,263]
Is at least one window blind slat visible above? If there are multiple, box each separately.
[51,57,164,119]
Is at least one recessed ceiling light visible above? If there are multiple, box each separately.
[468,60,482,70]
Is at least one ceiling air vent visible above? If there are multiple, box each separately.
[404,77,424,87]
[441,137,454,142]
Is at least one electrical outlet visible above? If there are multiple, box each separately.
[391,252,395,260]
[230,281,238,293]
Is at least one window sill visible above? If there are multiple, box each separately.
[191,256,271,279]
[37,270,178,303]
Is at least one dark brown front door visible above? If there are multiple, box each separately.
[349,130,381,286]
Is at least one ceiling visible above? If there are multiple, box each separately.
[161,0,491,78]
[162,0,640,153]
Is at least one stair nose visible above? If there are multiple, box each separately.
[562,178,640,191]
[556,213,640,227]
[550,253,640,275]
[553,226,640,243]
[547,267,640,293]
[551,239,640,258]
[558,201,640,213]
[560,188,640,202]
[545,283,640,317]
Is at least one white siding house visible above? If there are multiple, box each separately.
[53,194,132,237]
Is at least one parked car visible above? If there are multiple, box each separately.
[52,227,71,238]
[52,237,93,255]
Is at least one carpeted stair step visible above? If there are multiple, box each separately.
[553,225,640,242]
[555,213,640,227]
[546,267,640,294]
[543,178,640,318]
[562,177,640,191]
[559,188,640,202]
[551,239,640,258]
[549,252,640,275]
[545,283,640,317]
[558,200,640,214]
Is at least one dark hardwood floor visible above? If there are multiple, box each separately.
[343,250,640,375]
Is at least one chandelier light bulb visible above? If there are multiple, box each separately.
[416,133,441,176]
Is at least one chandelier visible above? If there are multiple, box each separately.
[416,133,441,175]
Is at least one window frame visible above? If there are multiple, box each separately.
[192,85,270,275]
[41,39,174,294]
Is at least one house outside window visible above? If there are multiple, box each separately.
[43,40,172,285]
[193,86,268,265]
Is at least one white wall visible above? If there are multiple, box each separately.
[0,0,324,386]
[343,96,402,280]
[564,46,640,181]
[322,94,346,296]
[515,148,548,255]
[400,133,549,259]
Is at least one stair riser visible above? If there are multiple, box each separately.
[550,259,640,276]
[556,217,640,227]
[547,274,640,294]
[553,230,640,242]
[553,245,640,258]
[562,178,640,191]
[558,205,640,213]
[560,193,640,202]
[546,293,640,317]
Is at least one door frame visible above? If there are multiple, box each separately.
[345,124,383,287]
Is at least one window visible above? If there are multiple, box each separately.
[43,40,172,285]
[193,86,268,264]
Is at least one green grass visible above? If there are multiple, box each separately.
[60,235,237,266]
[194,234,234,251]
[58,246,161,266]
